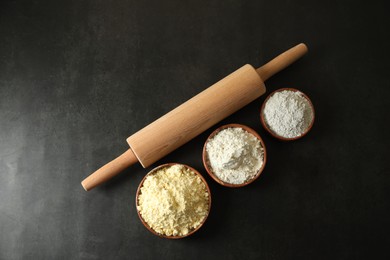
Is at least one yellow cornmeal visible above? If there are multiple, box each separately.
[137,164,209,237]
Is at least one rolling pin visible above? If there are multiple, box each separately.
[82,43,308,191]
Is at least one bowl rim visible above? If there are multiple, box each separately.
[135,163,212,239]
[202,123,267,188]
[260,88,315,141]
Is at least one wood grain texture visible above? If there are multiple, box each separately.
[256,43,308,81]
[81,149,138,191]
[127,64,265,167]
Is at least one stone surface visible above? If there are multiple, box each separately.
[0,0,389,259]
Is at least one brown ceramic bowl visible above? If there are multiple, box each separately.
[135,163,211,239]
[260,88,315,141]
[202,124,267,188]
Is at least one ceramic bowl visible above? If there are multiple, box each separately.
[260,88,315,141]
[202,124,267,188]
[135,163,211,239]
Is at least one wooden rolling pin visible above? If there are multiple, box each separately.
[82,43,308,191]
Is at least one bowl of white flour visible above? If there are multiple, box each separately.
[203,124,266,187]
[260,88,315,141]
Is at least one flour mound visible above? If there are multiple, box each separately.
[206,127,264,185]
[137,165,209,237]
[263,90,314,138]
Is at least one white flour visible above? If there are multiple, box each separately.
[206,127,264,184]
[263,90,314,138]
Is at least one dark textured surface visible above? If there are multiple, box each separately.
[1,0,389,259]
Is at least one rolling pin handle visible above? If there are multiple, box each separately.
[81,149,138,191]
[256,43,308,81]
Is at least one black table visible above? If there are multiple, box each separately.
[1,0,389,259]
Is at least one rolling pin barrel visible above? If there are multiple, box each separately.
[81,43,308,191]
[127,64,265,167]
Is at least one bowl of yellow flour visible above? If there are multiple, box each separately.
[136,163,211,239]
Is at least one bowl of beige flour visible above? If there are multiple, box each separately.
[203,124,267,187]
[261,88,315,141]
[136,163,211,239]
